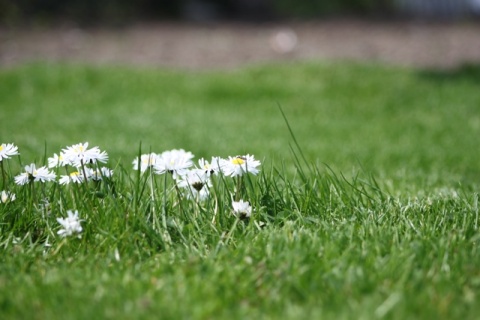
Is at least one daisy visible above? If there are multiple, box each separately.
[57,210,83,238]
[33,166,57,183]
[132,153,159,173]
[154,149,194,179]
[220,154,261,177]
[14,164,56,185]
[14,170,31,186]
[62,142,108,167]
[0,190,16,203]
[89,167,113,181]
[59,170,86,185]
[197,157,222,177]
[177,169,211,200]
[48,152,67,168]
[0,143,19,161]
[232,200,252,219]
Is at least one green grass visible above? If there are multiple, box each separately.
[2,62,480,187]
[1,61,480,319]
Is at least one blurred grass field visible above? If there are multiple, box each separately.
[1,61,480,319]
[2,62,480,190]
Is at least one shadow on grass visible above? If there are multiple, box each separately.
[417,63,480,83]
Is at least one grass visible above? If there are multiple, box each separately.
[1,61,480,319]
[2,62,480,186]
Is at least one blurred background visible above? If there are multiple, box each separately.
[1,0,480,25]
[1,1,480,70]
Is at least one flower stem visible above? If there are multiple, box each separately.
[80,161,89,189]
[148,168,156,221]
[162,172,167,229]
[173,180,186,219]
[0,161,5,190]
[161,172,172,248]
[235,176,244,201]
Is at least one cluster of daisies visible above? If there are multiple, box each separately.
[1,142,261,238]
[17,142,111,186]
[133,149,260,220]
[133,149,260,200]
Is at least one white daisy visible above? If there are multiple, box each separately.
[14,164,56,185]
[57,210,83,238]
[59,171,85,185]
[220,155,261,177]
[14,171,30,186]
[33,166,57,183]
[0,190,16,203]
[0,143,19,161]
[197,157,222,177]
[232,200,252,219]
[48,152,67,168]
[62,142,108,167]
[132,153,159,173]
[89,167,113,181]
[154,149,194,179]
[177,169,211,200]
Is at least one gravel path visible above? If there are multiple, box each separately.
[1,19,480,70]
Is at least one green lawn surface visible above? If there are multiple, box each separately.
[1,61,480,319]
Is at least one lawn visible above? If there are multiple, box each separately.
[0,61,480,319]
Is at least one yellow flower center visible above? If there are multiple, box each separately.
[0,146,3,151]
[70,171,80,177]
[231,158,245,165]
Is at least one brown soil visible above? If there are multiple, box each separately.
[1,19,480,70]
